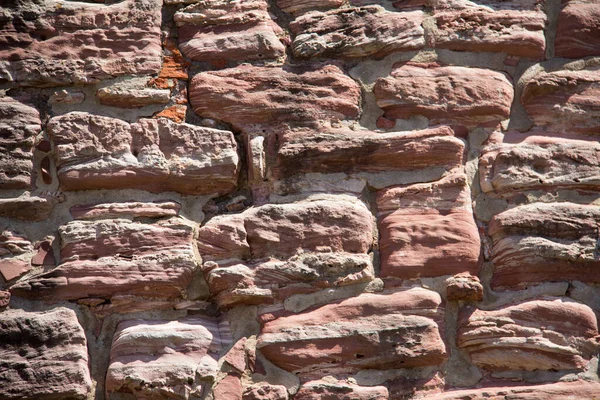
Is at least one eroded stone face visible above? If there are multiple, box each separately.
[458,298,600,371]
[257,287,447,375]
[295,380,389,400]
[0,308,92,399]
[48,112,239,195]
[0,0,162,87]
[555,0,600,58]
[106,317,224,399]
[290,6,424,59]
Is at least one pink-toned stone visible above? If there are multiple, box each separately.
[0,290,9,307]
[555,0,600,58]
[488,202,600,290]
[257,287,446,375]
[277,0,345,15]
[377,172,481,279]
[31,240,55,267]
[96,87,171,108]
[106,317,223,399]
[214,375,243,400]
[295,380,388,400]
[428,1,546,58]
[11,217,198,300]
[197,215,250,262]
[0,97,40,189]
[0,230,32,257]
[70,201,180,220]
[224,337,248,372]
[243,384,288,400]
[388,372,445,399]
[458,298,600,371]
[0,308,92,399]
[374,62,513,126]
[521,64,600,135]
[0,0,162,87]
[189,64,361,132]
[48,112,239,195]
[0,259,30,281]
[479,132,600,197]
[177,0,285,63]
[290,6,424,59]
[0,194,56,221]
[418,381,600,400]
[273,126,465,178]
[446,274,483,302]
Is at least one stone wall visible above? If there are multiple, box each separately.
[1,0,600,399]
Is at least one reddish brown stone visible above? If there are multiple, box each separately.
[295,380,389,400]
[198,215,250,262]
[189,64,361,132]
[277,0,345,16]
[0,97,40,189]
[0,290,9,307]
[31,240,55,267]
[214,375,243,400]
[480,132,600,197]
[374,63,513,126]
[243,385,288,400]
[70,201,180,220]
[257,288,447,375]
[96,86,170,108]
[377,172,481,279]
[388,372,444,399]
[106,317,223,398]
[0,259,30,281]
[0,194,56,221]
[177,0,285,63]
[224,338,248,373]
[0,230,32,257]
[290,6,424,59]
[48,112,239,195]
[0,308,92,399]
[458,298,600,371]
[158,40,190,80]
[446,274,483,302]
[0,0,162,87]
[488,202,600,290]
[521,63,600,135]
[555,0,600,58]
[273,126,465,179]
[154,105,187,123]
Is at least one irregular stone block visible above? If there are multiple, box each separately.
[96,86,170,108]
[243,384,288,400]
[521,64,600,134]
[214,375,243,400]
[11,215,198,300]
[189,64,361,132]
[458,298,600,371]
[0,97,40,189]
[0,308,92,399]
[0,259,30,281]
[48,112,239,195]
[427,0,546,58]
[290,6,424,59]
[273,126,465,179]
[277,0,345,15]
[446,274,483,302]
[480,133,600,197]
[488,202,600,290]
[377,172,481,279]
[106,317,223,399]
[295,380,388,400]
[176,0,285,63]
[0,0,162,87]
[374,63,513,126]
[0,230,32,257]
[0,290,9,307]
[257,287,447,375]
[0,194,56,221]
[555,0,600,58]
[198,197,374,307]
[70,201,180,220]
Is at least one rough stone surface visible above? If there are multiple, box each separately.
[70,201,181,220]
[243,384,288,400]
[290,6,424,59]
[0,97,40,190]
[277,0,345,15]
[374,62,513,126]
[0,0,162,87]
[189,64,361,132]
[106,317,223,399]
[295,380,389,400]
[377,172,481,279]
[0,308,92,399]
[257,287,447,375]
[488,202,600,290]
[96,86,170,108]
[555,0,600,58]
[458,298,600,371]
[48,112,239,195]
[176,0,285,63]
[0,195,56,221]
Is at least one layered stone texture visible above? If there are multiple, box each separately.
[295,380,388,400]
[48,112,239,195]
[377,172,481,279]
[555,0,600,58]
[290,6,424,59]
[11,202,197,300]
[257,287,447,375]
[189,64,361,132]
[176,0,285,63]
[488,202,600,290]
[374,63,513,126]
[0,0,162,87]
[106,317,224,399]
[0,308,92,399]
[458,298,600,371]
[198,197,374,307]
